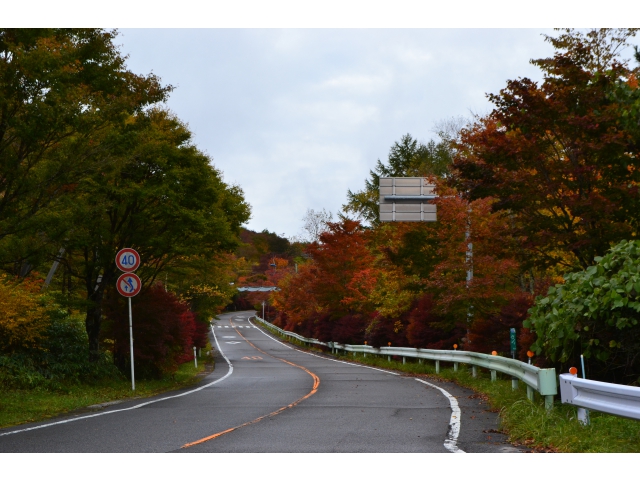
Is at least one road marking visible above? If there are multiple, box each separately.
[225,341,241,344]
[222,336,236,338]
[0,324,234,438]
[241,356,263,360]
[248,315,465,454]
[181,319,320,449]
[414,378,464,453]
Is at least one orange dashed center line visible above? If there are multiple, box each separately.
[181,319,320,449]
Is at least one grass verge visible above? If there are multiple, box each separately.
[257,321,640,452]
[0,350,214,430]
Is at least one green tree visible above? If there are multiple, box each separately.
[56,109,250,360]
[0,29,169,273]
[344,133,453,225]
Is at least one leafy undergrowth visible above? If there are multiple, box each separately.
[0,355,213,429]
[259,322,640,452]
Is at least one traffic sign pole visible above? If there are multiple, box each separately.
[129,297,135,391]
[115,248,141,392]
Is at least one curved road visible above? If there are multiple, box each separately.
[0,311,524,452]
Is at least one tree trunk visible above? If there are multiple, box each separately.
[85,288,104,362]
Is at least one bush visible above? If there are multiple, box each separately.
[526,239,640,383]
[0,310,120,390]
[103,284,201,379]
[0,274,51,354]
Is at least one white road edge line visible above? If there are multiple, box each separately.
[249,315,465,453]
[0,323,234,438]
[414,378,465,453]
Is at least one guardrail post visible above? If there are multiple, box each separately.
[577,407,590,425]
[545,395,554,411]
[527,385,534,402]
[512,378,518,390]
[454,362,458,372]
[472,366,477,378]
[491,370,497,382]
[388,354,391,362]
[418,358,422,364]
[403,357,406,365]
[435,360,440,373]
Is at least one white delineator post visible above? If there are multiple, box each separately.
[129,297,135,390]
[193,346,198,368]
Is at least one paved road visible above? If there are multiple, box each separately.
[0,311,523,452]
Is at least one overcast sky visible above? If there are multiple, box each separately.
[115,28,638,239]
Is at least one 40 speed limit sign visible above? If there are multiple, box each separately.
[116,272,141,297]
[115,248,140,273]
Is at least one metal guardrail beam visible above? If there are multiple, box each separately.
[333,343,556,396]
[559,373,640,421]
[253,316,557,407]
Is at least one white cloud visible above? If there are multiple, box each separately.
[318,72,393,95]
[116,28,636,238]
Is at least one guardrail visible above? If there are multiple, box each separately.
[559,373,640,421]
[253,316,557,408]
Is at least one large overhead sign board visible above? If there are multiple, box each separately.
[379,177,437,222]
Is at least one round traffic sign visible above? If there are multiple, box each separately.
[115,248,140,273]
[116,273,141,297]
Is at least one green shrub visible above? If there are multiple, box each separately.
[0,309,121,391]
[526,239,640,383]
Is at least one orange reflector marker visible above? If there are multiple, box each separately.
[491,351,497,356]
[453,344,458,350]
[527,350,534,358]
[569,367,578,375]
[388,342,391,346]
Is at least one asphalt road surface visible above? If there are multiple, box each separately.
[0,311,525,453]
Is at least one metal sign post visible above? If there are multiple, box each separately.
[510,328,517,359]
[116,248,141,391]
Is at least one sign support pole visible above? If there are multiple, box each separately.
[129,297,135,391]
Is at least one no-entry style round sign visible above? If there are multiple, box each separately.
[116,273,141,297]
[115,248,140,273]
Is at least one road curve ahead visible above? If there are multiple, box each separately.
[0,311,522,452]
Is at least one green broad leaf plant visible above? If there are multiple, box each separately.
[526,239,640,383]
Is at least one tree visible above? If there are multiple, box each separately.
[0,29,169,272]
[344,133,454,224]
[0,273,50,354]
[273,219,378,343]
[298,208,332,243]
[452,28,640,271]
[58,108,250,360]
[417,183,521,349]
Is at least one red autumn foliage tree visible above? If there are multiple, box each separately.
[452,29,640,271]
[273,219,378,343]
[424,184,521,346]
[103,284,202,379]
[405,293,463,350]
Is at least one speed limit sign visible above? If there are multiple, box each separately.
[116,273,141,297]
[115,248,140,273]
